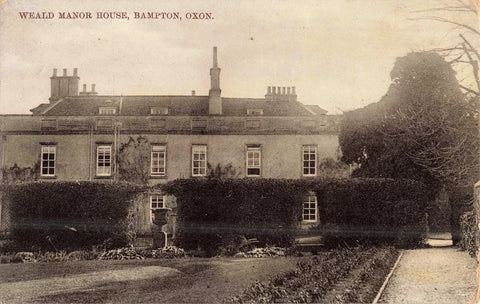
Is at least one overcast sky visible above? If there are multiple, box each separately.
[0,0,478,114]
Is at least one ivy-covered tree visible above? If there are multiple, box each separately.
[340,51,479,239]
[341,51,478,189]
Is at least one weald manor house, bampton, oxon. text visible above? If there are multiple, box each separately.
[0,47,341,241]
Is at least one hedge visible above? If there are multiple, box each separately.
[1,181,145,251]
[161,178,311,256]
[459,210,478,258]
[312,178,432,247]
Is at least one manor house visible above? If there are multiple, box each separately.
[0,47,341,240]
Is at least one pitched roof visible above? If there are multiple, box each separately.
[36,95,327,116]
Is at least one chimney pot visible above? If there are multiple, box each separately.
[287,87,291,95]
[277,87,281,95]
[73,68,78,76]
[267,86,271,94]
[213,46,218,68]
[63,68,67,76]
[282,87,286,95]
[53,68,57,77]
[292,86,296,95]
[83,84,87,92]
[91,84,96,92]
[192,90,196,96]
[272,87,276,94]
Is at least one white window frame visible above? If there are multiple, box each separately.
[192,145,207,177]
[303,195,318,222]
[151,145,166,176]
[40,145,56,176]
[302,145,317,177]
[96,145,112,176]
[246,146,261,177]
[99,107,117,115]
[150,194,165,223]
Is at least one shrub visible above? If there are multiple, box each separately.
[161,178,310,256]
[459,210,478,258]
[1,181,145,251]
[312,178,431,247]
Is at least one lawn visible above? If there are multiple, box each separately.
[0,257,308,303]
[0,247,398,303]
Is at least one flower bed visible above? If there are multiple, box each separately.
[231,246,399,303]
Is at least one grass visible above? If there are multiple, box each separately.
[0,257,307,303]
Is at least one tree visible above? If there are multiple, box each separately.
[411,0,480,95]
[341,51,479,189]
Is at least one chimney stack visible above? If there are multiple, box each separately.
[49,68,79,102]
[209,46,222,115]
[265,85,297,102]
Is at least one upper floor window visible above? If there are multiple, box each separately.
[246,145,261,176]
[150,107,168,115]
[303,195,317,222]
[192,145,207,177]
[99,107,116,115]
[40,145,56,176]
[151,145,166,176]
[247,109,264,116]
[96,145,112,176]
[302,145,317,176]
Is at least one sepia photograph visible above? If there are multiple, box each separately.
[0,0,479,303]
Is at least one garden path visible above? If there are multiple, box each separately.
[379,247,477,304]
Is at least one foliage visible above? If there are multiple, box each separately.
[1,181,145,251]
[340,51,479,189]
[459,210,478,258]
[118,136,151,184]
[161,178,310,256]
[207,163,240,178]
[316,157,351,178]
[231,246,399,303]
[312,178,431,247]
[1,163,39,184]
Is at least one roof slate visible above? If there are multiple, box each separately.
[38,95,326,116]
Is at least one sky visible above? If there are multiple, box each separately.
[0,0,478,114]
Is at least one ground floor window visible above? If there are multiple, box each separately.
[303,195,317,222]
[150,194,165,222]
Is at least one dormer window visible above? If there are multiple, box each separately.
[247,109,263,116]
[151,107,169,115]
[99,107,116,115]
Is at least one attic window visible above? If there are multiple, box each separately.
[247,109,264,116]
[151,107,168,115]
[99,107,116,115]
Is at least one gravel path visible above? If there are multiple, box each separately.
[379,247,477,304]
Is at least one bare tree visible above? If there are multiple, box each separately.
[410,0,480,95]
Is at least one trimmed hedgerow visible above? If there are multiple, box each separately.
[160,178,311,256]
[459,210,478,258]
[312,178,432,247]
[161,178,431,253]
[1,181,145,251]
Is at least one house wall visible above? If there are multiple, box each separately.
[0,115,339,239]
